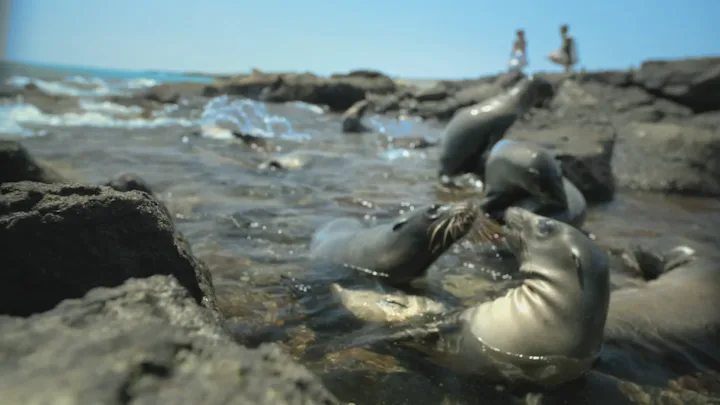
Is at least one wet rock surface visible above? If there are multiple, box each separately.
[0,175,340,404]
[0,139,68,184]
[0,275,339,405]
[611,122,720,196]
[0,181,216,316]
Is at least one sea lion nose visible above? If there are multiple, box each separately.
[504,207,526,227]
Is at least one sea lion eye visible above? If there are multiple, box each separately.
[392,218,408,231]
[426,204,443,219]
[535,219,555,237]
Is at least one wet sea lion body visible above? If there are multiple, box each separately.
[480,139,587,228]
[598,243,720,385]
[438,76,548,186]
[310,201,485,287]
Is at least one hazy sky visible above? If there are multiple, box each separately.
[6,0,720,78]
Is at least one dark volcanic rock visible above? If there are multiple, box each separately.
[330,70,397,95]
[0,139,66,184]
[0,181,217,316]
[258,75,369,112]
[611,122,720,196]
[633,57,720,113]
[0,84,81,115]
[104,172,155,195]
[414,84,449,102]
[217,72,392,112]
[0,275,339,405]
[140,82,211,104]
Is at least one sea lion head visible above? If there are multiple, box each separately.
[484,140,568,215]
[390,200,480,256]
[378,201,497,284]
[503,207,609,300]
[516,75,554,110]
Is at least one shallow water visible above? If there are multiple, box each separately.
[3,74,720,404]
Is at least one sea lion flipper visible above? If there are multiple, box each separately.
[304,310,463,360]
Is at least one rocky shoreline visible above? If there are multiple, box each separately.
[3,57,719,201]
[0,147,340,404]
[1,56,720,404]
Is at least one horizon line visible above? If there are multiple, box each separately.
[4,55,718,82]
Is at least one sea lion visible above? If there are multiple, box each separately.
[310,207,610,388]
[599,243,720,384]
[438,75,548,186]
[480,139,587,228]
[310,200,494,287]
[342,99,372,133]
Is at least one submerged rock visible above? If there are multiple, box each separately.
[0,275,339,405]
[0,139,67,184]
[0,181,216,316]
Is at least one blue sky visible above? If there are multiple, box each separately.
[6,0,720,79]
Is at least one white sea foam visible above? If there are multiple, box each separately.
[367,114,420,135]
[78,99,144,116]
[198,95,312,141]
[290,101,326,114]
[7,75,115,97]
[5,74,160,98]
[0,102,193,135]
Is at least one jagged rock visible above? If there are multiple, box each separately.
[104,172,155,195]
[633,57,720,113]
[218,72,393,112]
[611,122,720,196]
[0,275,339,405]
[0,139,66,184]
[330,70,397,95]
[0,181,216,316]
[140,82,210,104]
[0,84,81,115]
[414,84,450,102]
[577,70,635,87]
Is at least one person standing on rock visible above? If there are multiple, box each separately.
[508,29,528,72]
[547,24,577,73]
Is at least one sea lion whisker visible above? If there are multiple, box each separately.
[428,217,450,250]
[451,213,473,241]
[442,217,454,248]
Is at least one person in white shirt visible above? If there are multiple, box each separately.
[508,29,528,72]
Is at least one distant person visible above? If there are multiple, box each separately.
[508,29,528,72]
[547,24,578,73]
